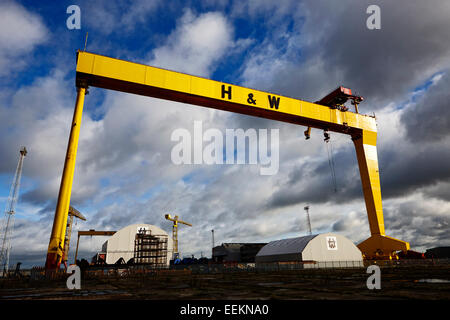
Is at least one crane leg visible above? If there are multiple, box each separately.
[352,130,409,259]
[45,86,86,273]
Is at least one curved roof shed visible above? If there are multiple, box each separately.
[255,233,363,265]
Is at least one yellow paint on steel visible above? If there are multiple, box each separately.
[44,51,409,264]
[45,87,86,269]
[353,131,385,236]
[77,230,117,236]
[165,214,192,227]
[165,214,192,255]
[75,51,377,133]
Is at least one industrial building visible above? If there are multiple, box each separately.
[255,233,363,268]
[425,247,450,259]
[212,243,267,263]
[101,224,173,267]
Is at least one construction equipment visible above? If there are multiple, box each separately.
[45,51,409,271]
[304,206,312,236]
[73,229,116,264]
[315,86,363,113]
[0,147,27,276]
[164,214,192,259]
[61,206,86,268]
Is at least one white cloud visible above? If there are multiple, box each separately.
[149,9,234,77]
[67,10,240,205]
[0,70,73,177]
[81,0,161,35]
[0,1,48,75]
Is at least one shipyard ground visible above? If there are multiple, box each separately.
[0,264,449,300]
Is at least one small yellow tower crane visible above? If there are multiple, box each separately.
[164,214,192,260]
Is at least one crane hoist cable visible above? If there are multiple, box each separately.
[324,131,338,193]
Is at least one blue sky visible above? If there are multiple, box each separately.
[1,0,450,268]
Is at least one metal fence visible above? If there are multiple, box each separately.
[169,260,365,273]
[170,259,450,274]
[4,258,449,280]
[256,260,364,271]
[362,258,450,267]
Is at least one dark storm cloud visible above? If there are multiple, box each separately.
[267,135,450,210]
[309,0,450,107]
[242,0,450,109]
[379,143,450,199]
[231,0,450,161]
[401,71,450,143]
[8,252,46,268]
[267,145,364,209]
[422,182,450,202]
[384,203,450,249]
[21,186,53,206]
[261,10,450,209]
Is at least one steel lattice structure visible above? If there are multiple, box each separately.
[0,147,27,276]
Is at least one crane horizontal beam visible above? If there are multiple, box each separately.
[75,51,376,137]
[177,220,192,227]
[68,205,86,221]
[165,214,192,226]
[77,230,116,236]
[73,230,117,264]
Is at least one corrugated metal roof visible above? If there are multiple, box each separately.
[256,234,318,257]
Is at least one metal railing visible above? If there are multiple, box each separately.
[6,258,449,280]
[169,259,450,274]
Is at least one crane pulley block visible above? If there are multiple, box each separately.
[316,86,364,112]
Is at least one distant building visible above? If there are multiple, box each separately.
[212,243,267,263]
[255,233,363,268]
[101,224,173,267]
[425,247,450,259]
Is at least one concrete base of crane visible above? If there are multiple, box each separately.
[358,234,410,260]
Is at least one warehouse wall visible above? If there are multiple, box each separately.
[302,233,363,262]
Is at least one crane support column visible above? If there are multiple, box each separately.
[45,86,86,272]
[353,130,409,258]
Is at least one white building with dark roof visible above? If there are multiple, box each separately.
[255,233,363,268]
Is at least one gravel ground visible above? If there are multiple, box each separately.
[0,265,449,300]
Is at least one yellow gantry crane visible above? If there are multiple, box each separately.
[165,214,192,260]
[45,51,410,271]
[73,229,116,264]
